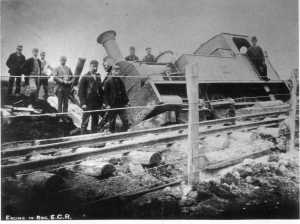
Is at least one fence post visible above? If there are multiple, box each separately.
[186,63,207,185]
[289,69,298,151]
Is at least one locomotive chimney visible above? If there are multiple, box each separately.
[97,30,141,77]
[97,30,123,63]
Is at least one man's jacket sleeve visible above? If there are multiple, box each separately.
[21,56,26,75]
[38,59,42,75]
[103,79,111,106]
[258,47,265,63]
[22,59,30,85]
[120,79,129,105]
[78,76,87,106]
[6,54,13,69]
[98,79,104,103]
[68,68,75,84]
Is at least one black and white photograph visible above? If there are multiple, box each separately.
[0,0,299,220]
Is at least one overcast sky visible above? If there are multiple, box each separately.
[1,0,298,78]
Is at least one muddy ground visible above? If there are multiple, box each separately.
[76,150,299,219]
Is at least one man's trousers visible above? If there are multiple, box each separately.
[8,73,21,95]
[56,87,71,113]
[81,109,100,133]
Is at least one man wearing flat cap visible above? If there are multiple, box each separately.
[79,60,104,134]
[143,47,155,63]
[53,56,74,113]
[247,36,269,81]
[125,46,139,62]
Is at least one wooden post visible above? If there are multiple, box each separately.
[186,63,207,185]
[289,69,298,151]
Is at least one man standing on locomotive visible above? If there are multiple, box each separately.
[125,46,139,62]
[143,47,155,63]
[247,36,269,81]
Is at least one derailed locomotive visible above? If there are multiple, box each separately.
[97,30,290,125]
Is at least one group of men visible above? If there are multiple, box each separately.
[6,46,129,134]
[6,46,51,99]
[125,46,155,63]
[79,58,129,134]
[125,38,268,80]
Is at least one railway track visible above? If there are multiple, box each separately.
[2,109,289,176]
[2,109,289,157]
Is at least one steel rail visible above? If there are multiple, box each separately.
[2,132,187,176]
[204,148,273,171]
[2,109,289,158]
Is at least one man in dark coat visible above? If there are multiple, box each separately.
[22,48,42,84]
[247,36,269,81]
[125,46,139,61]
[79,60,104,134]
[6,45,26,96]
[143,47,155,63]
[22,48,42,101]
[101,64,129,133]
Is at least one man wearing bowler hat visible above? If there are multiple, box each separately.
[79,60,104,134]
